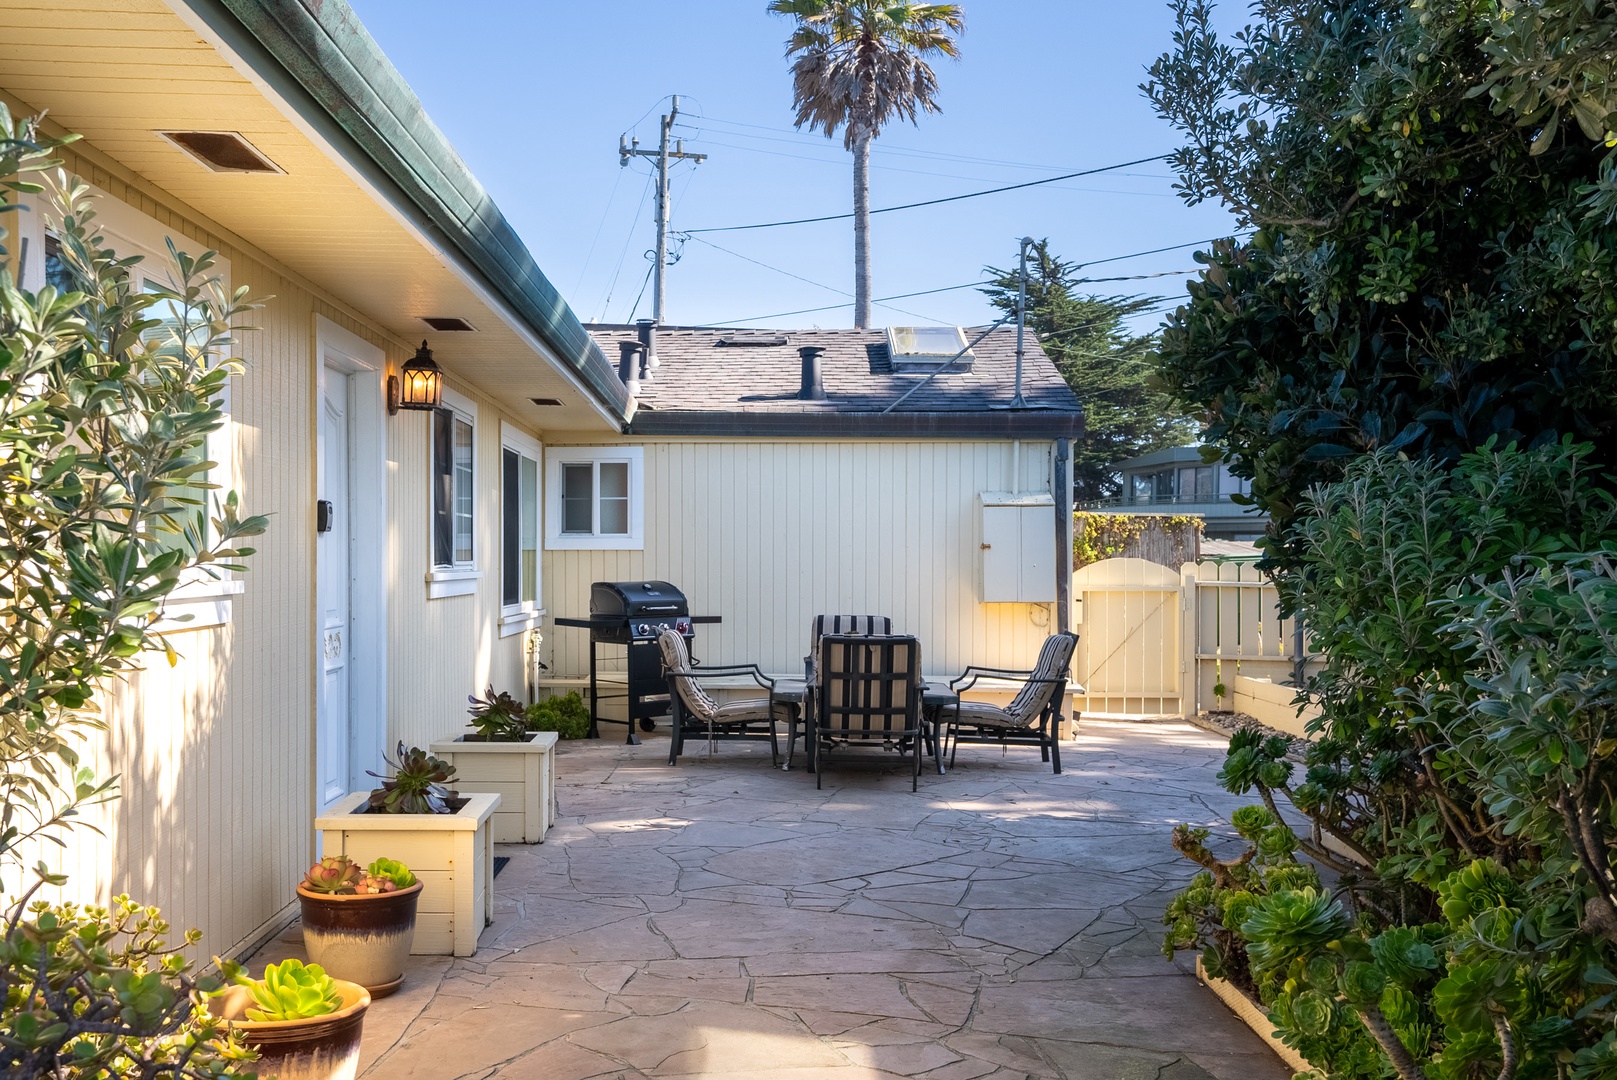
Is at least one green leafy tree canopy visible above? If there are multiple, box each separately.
[1144,0,1617,555]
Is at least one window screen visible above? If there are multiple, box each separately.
[599,462,630,535]
[452,417,473,563]
[502,449,520,606]
[432,409,454,566]
[561,463,593,534]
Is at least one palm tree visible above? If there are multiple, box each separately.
[768,1,963,328]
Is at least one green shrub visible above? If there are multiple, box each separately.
[1164,442,1617,1080]
[0,109,264,1078]
[526,692,590,740]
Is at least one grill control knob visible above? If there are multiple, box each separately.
[637,622,651,637]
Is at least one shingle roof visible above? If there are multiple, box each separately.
[586,324,1080,416]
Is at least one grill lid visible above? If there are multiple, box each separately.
[590,581,689,620]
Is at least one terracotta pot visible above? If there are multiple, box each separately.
[296,881,422,998]
[213,979,370,1080]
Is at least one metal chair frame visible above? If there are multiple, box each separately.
[809,634,924,791]
[945,632,1079,775]
[664,659,789,767]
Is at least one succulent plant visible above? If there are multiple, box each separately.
[467,686,530,742]
[366,741,456,814]
[302,855,364,894]
[364,857,417,890]
[241,959,342,1022]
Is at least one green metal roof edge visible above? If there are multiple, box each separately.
[182,0,629,421]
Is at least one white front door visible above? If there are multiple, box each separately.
[316,365,353,809]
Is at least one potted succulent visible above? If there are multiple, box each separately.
[297,855,423,998]
[314,743,500,957]
[213,959,370,1080]
[431,686,558,845]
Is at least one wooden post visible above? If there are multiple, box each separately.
[1053,438,1072,634]
[1180,563,1199,719]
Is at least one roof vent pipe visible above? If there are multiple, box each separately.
[636,318,659,374]
[798,345,827,401]
[617,340,644,395]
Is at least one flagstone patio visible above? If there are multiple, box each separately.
[258,720,1289,1080]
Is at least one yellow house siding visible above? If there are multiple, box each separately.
[541,439,1058,682]
[385,375,540,751]
[10,140,534,962]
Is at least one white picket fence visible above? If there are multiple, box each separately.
[1071,557,1317,735]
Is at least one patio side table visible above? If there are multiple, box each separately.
[921,682,958,775]
[771,677,808,771]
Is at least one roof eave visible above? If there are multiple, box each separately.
[180,0,630,423]
[626,410,1085,440]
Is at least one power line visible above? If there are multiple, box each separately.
[684,153,1173,234]
[703,281,988,326]
[596,167,656,322]
[694,234,1231,326]
[678,137,1180,195]
[683,112,1172,176]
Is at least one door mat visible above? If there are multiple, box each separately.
[494,856,510,878]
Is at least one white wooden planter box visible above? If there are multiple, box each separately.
[315,792,499,958]
[430,732,558,844]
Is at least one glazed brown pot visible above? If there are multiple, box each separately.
[213,980,370,1080]
[296,881,422,998]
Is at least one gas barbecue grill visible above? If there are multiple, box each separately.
[555,582,720,743]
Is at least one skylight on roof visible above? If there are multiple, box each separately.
[886,326,972,362]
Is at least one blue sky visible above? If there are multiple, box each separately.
[346,1,1243,331]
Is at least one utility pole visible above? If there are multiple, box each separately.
[1011,236,1032,408]
[619,95,706,324]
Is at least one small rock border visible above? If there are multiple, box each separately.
[1186,709,1310,761]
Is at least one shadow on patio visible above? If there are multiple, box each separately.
[254,720,1288,1080]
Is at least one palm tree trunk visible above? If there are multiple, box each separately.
[852,125,872,328]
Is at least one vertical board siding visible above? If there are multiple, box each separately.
[386,374,535,751]
[15,145,532,962]
[541,439,1058,682]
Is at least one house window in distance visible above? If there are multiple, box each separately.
[545,447,644,551]
[432,400,476,570]
[501,425,542,619]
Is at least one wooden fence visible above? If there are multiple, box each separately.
[1070,557,1317,734]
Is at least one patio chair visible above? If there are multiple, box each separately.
[945,631,1080,774]
[657,629,795,767]
[810,634,924,791]
[788,615,894,767]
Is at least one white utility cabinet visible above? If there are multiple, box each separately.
[980,491,1057,603]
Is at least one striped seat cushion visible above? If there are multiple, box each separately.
[950,701,1025,729]
[713,699,795,725]
[657,629,721,721]
[808,615,893,681]
[999,633,1079,726]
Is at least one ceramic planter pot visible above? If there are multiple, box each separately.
[213,980,370,1080]
[315,792,499,957]
[431,731,558,843]
[297,881,423,998]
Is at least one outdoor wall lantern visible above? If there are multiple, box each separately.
[388,340,444,414]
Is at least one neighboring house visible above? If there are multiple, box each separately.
[540,323,1084,698]
[0,1,629,959]
[1086,445,1268,541]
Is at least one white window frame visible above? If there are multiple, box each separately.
[544,446,644,551]
[51,190,241,632]
[426,386,480,599]
[499,423,544,637]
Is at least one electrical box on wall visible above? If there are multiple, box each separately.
[979,492,1057,603]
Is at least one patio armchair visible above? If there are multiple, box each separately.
[810,633,924,791]
[789,614,895,766]
[657,629,795,767]
[945,631,1080,774]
